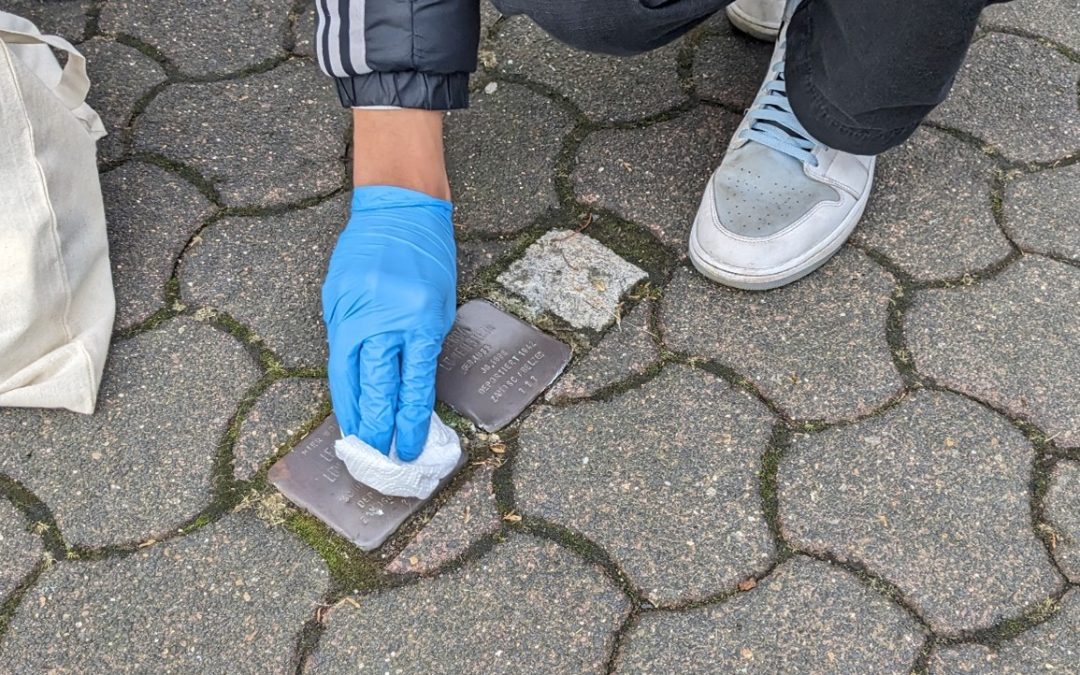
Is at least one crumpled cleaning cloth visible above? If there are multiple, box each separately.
[335,414,462,499]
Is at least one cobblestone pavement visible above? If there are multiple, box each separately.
[1,1,1078,672]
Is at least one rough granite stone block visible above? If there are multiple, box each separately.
[498,230,648,331]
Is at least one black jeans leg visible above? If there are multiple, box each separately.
[491,0,732,56]
[786,0,1009,154]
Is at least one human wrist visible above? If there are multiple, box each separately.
[352,108,451,201]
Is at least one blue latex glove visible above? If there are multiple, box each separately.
[322,186,457,461]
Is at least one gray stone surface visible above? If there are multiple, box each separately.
[82,38,167,164]
[180,193,349,368]
[982,0,1080,54]
[617,556,924,674]
[457,237,513,289]
[929,33,1080,164]
[0,499,41,600]
[1046,460,1080,582]
[1004,163,1080,261]
[499,230,648,331]
[445,83,575,234]
[135,59,347,209]
[308,535,630,674]
[386,467,501,575]
[4,0,90,42]
[908,255,1080,448]
[574,107,740,247]
[516,365,775,605]
[780,390,1062,635]
[100,0,290,77]
[661,251,902,422]
[234,378,328,481]
[102,161,215,330]
[694,19,773,111]
[547,300,660,402]
[292,2,316,57]
[492,16,686,122]
[0,318,259,547]
[0,513,329,673]
[929,589,1080,674]
[855,127,1011,281]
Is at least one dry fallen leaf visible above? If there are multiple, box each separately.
[502,512,522,523]
[490,443,507,455]
[737,578,757,592]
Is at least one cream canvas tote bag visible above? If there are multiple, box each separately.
[0,11,113,414]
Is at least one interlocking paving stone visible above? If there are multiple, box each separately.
[928,33,1080,164]
[1003,164,1080,261]
[5,0,90,42]
[616,556,924,673]
[1046,460,1080,582]
[574,106,740,248]
[779,390,1063,635]
[0,513,329,673]
[0,318,259,547]
[661,251,902,422]
[386,467,501,575]
[0,499,41,600]
[492,16,686,123]
[855,127,1011,281]
[99,0,290,78]
[928,589,1080,674]
[516,365,775,605]
[446,83,575,235]
[499,230,648,331]
[101,161,215,330]
[693,18,773,111]
[908,255,1080,448]
[180,193,349,369]
[82,38,167,164]
[547,300,660,402]
[982,0,1080,54]
[135,59,347,209]
[234,378,328,481]
[291,2,315,57]
[308,535,630,673]
[457,237,513,289]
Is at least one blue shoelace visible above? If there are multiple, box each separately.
[739,46,819,167]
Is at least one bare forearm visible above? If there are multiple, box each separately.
[352,109,451,201]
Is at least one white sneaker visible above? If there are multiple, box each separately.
[688,25,876,290]
[726,0,785,41]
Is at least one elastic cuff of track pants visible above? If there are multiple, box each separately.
[334,71,470,110]
[784,9,921,156]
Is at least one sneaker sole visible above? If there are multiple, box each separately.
[688,188,871,291]
[725,4,781,42]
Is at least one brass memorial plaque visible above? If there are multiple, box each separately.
[436,300,572,431]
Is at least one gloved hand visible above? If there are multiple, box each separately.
[322,186,457,461]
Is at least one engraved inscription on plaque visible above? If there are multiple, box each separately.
[268,414,465,551]
[436,300,572,431]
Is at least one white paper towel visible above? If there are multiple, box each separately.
[334,415,462,499]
